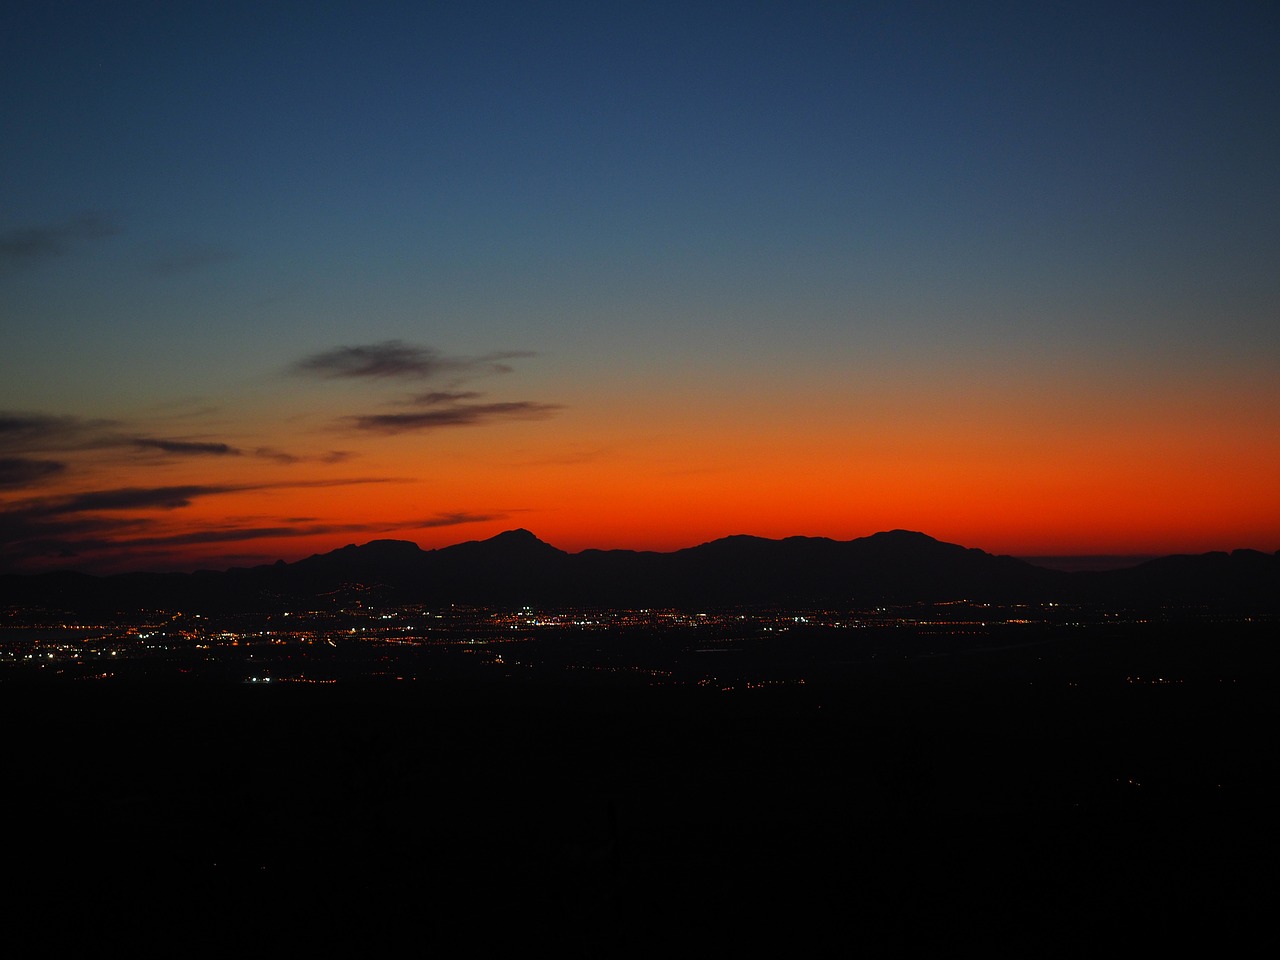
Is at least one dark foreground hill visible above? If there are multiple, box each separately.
[4,620,1274,956]
[2,528,1277,614]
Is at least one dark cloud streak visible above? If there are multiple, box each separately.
[0,514,152,563]
[1,411,261,464]
[133,438,242,456]
[115,523,378,549]
[293,341,534,381]
[0,477,400,569]
[408,391,484,406]
[253,447,353,465]
[0,457,66,489]
[46,485,240,514]
[5,477,397,524]
[410,512,503,529]
[348,402,560,434]
[0,213,119,264]
[0,412,117,452]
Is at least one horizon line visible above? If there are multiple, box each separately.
[8,526,1276,578]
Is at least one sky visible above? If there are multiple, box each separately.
[2,1,1277,573]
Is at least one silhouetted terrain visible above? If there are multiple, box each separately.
[2,530,1275,955]
[3,528,1277,615]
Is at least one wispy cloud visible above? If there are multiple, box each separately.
[132,438,242,456]
[407,391,484,406]
[0,477,399,568]
[253,447,352,465]
[288,343,560,435]
[114,511,504,551]
[0,513,152,564]
[0,412,118,452]
[110,522,381,549]
[14,477,395,514]
[0,336,553,569]
[408,511,503,529]
[2,412,243,457]
[44,485,238,514]
[1,412,299,476]
[293,341,534,381]
[0,213,119,265]
[347,401,560,434]
[0,457,66,489]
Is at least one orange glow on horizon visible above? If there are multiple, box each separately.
[6,357,1277,573]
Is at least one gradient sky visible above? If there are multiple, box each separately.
[3,1,1277,573]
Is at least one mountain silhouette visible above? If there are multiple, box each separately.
[1,529,1276,614]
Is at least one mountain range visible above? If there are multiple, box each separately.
[3,529,1277,615]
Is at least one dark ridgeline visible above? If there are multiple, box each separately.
[2,529,1275,956]
[2,527,1277,614]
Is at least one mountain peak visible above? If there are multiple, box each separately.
[489,528,541,543]
[871,529,938,542]
[445,528,565,557]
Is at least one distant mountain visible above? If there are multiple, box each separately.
[1069,548,1280,606]
[1,530,1276,615]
